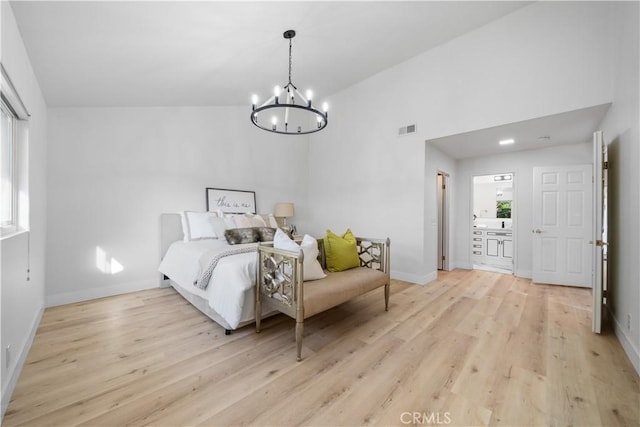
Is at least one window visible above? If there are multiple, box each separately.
[1,64,30,236]
[1,98,17,228]
[496,200,512,218]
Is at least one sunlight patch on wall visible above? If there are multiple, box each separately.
[96,246,124,274]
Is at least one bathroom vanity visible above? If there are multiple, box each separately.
[471,228,513,271]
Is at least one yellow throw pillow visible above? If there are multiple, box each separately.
[324,229,360,272]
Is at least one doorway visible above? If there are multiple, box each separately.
[471,173,515,274]
[437,172,449,271]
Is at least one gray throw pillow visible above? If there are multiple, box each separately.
[224,228,260,245]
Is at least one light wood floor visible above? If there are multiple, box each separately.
[4,270,639,426]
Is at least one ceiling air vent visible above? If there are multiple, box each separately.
[398,124,417,137]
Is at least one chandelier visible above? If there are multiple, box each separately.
[250,30,328,135]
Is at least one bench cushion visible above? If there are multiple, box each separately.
[303,267,388,318]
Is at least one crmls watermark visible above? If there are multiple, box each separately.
[400,411,452,425]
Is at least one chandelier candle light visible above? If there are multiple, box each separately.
[251,30,328,135]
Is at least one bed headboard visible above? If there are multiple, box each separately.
[160,213,183,259]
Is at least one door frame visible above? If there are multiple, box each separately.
[437,171,450,271]
[470,171,517,274]
[592,130,607,333]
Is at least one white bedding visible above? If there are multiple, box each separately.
[158,239,258,329]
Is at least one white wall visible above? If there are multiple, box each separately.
[454,143,593,277]
[599,1,640,374]
[307,1,616,283]
[45,107,309,304]
[0,2,48,417]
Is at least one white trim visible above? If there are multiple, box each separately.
[45,279,160,307]
[0,100,18,230]
[0,64,30,119]
[391,270,437,286]
[0,227,28,241]
[470,171,516,274]
[453,261,473,270]
[612,312,640,376]
[1,306,43,420]
[515,269,532,279]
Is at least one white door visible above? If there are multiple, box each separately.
[532,165,593,287]
[592,131,608,333]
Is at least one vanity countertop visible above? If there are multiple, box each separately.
[473,226,513,231]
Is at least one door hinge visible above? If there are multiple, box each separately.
[602,290,608,298]
[603,161,609,170]
[442,255,446,261]
[442,184,446,190]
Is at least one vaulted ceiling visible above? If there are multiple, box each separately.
[10,1,528,107]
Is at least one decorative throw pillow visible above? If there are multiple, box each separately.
[224,227,259,245]
[273,229,326,281]
[210,217,228,239]
[234,215,253,228]
[258,213,279,228]
[256,227,277,242]
[243,213,268,227]
[180,211,219,241]
[324,229,360,272]
[222,216,237,229]
[232,214,260,228]
[214,210,239,229]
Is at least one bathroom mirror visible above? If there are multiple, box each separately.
[473,173,513,226]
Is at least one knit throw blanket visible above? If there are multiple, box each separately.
[194,245,257,290]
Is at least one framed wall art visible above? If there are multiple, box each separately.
[206,188,256,214]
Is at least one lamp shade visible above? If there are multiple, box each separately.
[274,202,294,218]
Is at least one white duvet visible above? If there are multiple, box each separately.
[158,239,258,329]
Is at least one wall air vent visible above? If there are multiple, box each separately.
[398,124,417,137]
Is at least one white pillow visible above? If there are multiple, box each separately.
[227,213,266,228]
[234,215,253,228]
[263,213,279,228]
[213,210,236,228]
[180,212,191,242]
[210,217,228,239]
[222,216,237,229]
[180,211,219,241]
[245,213,267,227]
[273,229,326,281]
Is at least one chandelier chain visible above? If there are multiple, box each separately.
[288,37,293,85]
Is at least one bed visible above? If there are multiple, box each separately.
[158,189,279,333]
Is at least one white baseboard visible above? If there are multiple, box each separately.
[611,312,640,376]
[453,261,473,270]
[45,279,160,307]
[515,269,532,279]
[391,270,437,286]
[1,306,44,420]
[453,262,531,279]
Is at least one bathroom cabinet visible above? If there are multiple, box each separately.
[471,229,513,271]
